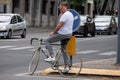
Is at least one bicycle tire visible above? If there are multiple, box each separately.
[28,49,40,75]
[58,53,82,78]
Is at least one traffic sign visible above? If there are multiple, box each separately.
[68,9,81,32]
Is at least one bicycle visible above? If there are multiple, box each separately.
[28,36,82,78]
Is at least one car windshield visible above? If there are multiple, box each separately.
[0,15,11,23]
[95,17,111,22]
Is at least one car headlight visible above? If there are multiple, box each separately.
[1,26,7,30]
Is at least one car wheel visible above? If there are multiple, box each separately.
[108,27,112,35]
[6,30,12,39]
[21,29,26,38]
[113,27,117,34]
[90,23,95,37]
[83,32,88,37]
[0,36,4,39]
[90,32,95,37]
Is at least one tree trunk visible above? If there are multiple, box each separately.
[100,0,108,15]
[110,0,115,15]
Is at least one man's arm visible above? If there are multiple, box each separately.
[50,21,64,35]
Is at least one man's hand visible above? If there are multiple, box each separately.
[50,32,54,36]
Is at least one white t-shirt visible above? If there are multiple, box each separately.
[58,11,74,35]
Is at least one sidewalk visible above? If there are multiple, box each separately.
[40,57,120,77]
[82,58,120,76]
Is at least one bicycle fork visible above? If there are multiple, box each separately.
[51,51,62,70]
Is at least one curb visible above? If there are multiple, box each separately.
[40,58,120,77]
[40,68,120,77]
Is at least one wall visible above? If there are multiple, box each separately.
[0,0,12,13]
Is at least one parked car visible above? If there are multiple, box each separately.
[94,15,117,35]
[0,14,26,38]
[73,15,95,37]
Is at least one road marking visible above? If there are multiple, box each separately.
[14,72,29,77]
[77,35,117,42]
[0,45,15,49]
[7,46,32,50]
[99,51,116,56]
[0,38,29,42]
[77,50,100,54]
[0,45,117,57]
[84,58,115,64]
[77,50,116,56]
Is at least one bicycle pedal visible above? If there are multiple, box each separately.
[51,64,58,70]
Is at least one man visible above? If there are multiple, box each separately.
[44,1,74,72]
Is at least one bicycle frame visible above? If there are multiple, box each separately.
[31,38,63,70]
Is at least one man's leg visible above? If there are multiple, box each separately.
[46,34,62,56]
[61,39,70,73]
[61,42,69,66]
[45,34,62,61]
[45,34,71,62]
[46,34,72,56]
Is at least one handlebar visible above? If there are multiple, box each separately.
[30,38,60,46]
[30,38,39,45]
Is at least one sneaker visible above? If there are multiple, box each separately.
[62,68,69,73]
[44,56,55,62]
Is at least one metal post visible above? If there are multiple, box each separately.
[117,0,120,64]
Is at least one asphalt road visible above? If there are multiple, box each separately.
[0,32,117,80]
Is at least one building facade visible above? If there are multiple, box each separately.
[0,0,118,27]
[0,0,59,27]
[0,0,12,13]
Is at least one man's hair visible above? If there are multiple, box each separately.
[60,1,69,8]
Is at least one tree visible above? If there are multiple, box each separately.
[68,0,86,7]
[100,0,108,15]
[110,0,115,15]
[66,0,86,14]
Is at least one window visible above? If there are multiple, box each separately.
[50,1,55,15]
[13,0,19,8]
[17,15,23,22]
[42,0,47,14]
[12,0,19,13]
[25,0,29,13]
[11,16,17,24]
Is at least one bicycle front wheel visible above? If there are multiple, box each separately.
[28,49,40,75]
[58,53,82,78]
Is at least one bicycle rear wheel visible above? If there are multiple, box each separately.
[58,53,82,78]
[28,49,40,75]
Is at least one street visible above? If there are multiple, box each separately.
[0,31,118,80]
